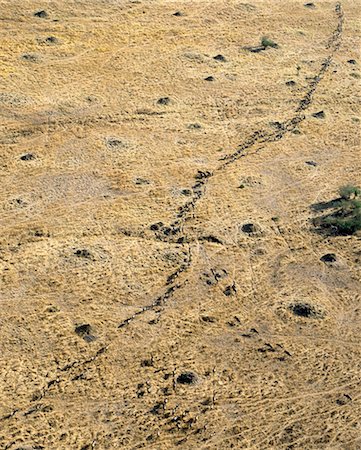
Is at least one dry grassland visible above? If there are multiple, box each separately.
[0,0,360,448]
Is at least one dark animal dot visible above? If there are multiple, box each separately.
[181,189,192,196]
[134,178,150,185]
[14,198,26,207]
[162,226,179,236]
[21,54,38,62]
[45,36,58,44]
[201,316,216,323]
[20,153,35,161]
[74,249,92,258]
[33,229,50,238]
[204,76,215,81]
[157,97,170,105]
[213,54,226,62]
[304,2,316,8]
[320,253,337,263]
[150,403,163,415]
[75,323,91,336]
[214,268,228,279]
[195,170,212,180]
[177,372,197,385]
[173,11,184,16]
[241,223,258,234]
[75,324,96,342]
[290,303,322,319]
[312,110,325,119]
[286,80,296,86]
[141,358,153,367]
[336,394,352,405]
[34,10,48,18]
[187,123,201,129]
[80,445,93,450]
[305,160,317,167]
[250,46,266,53]
[269,121,282,129]
[107,138,124,148]
[347,59,357,65]
[224,284,237,296]
[150,222,163,231]
[199,235,223,244]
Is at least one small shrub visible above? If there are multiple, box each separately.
[339,184,360,200]
[315,192,361,235]
[261,36,278,48]
[323,209,361,234]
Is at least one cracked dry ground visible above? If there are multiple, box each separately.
[0,0,360,449]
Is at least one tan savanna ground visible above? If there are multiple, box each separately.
[0,0,360,448]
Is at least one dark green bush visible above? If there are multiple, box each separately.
[313,185,361,235]
[318,196,361,235]
[323,210,361,234]
[261,36,278,48]
[339,184,361,200]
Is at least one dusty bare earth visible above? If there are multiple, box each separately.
[0,0,360,448]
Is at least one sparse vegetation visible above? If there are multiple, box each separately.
[261,36,278,48]
[322,202,361,234]
[314,185,361,235]
[244,36,278,53]
[339,184,361,200]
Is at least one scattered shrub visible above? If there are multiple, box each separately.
[322,202,361,234]
[261,36,278,48]
[339,184,360,200]
[314,185,361,235]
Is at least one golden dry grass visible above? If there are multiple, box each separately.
[0,0,360,448]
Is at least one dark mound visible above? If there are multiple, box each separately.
[157,97,171,105]
[20,153,35,161]
[44,36,58,44]
[34,10,48,18]
[177,372,197,385]
[74,249,92,258]
[106,138,124,148]
[289,303,324,319]
[150,222,164,231]
[213,54,226,62]
[75,324,96,342]
[320,253,337,263]
[312,110,325,119]
[241,223,258,234]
